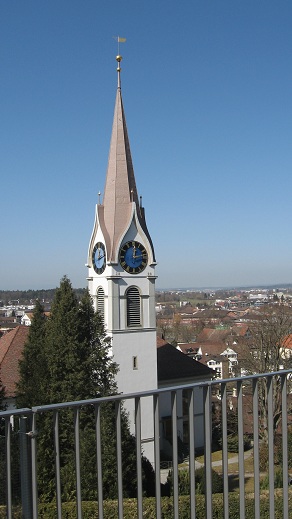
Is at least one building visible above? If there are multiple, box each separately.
[86,56,213,463]
[87,56,158,463]
[157,338,212,455]
[0,326,29,409]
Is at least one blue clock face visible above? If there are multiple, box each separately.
[92,242,106,274]
[119,241,148,274]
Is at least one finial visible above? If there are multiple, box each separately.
[113,37,126,88]
[116,55,122,88]
[98,191,101,204]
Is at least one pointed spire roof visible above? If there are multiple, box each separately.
[99,56,155,262]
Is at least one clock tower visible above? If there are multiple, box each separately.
[87,56,158,462]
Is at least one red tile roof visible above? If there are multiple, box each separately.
[197,328,230,342]
[0,326,29,397]
[283,334,292,349]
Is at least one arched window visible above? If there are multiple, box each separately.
[126,287,141,327]
[96,287,105,319]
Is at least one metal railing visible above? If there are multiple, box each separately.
[0,370,291,518]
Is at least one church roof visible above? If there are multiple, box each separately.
[157,341,213,383]
[99,57,155,261]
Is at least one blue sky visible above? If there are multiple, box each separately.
[1,1,292,290]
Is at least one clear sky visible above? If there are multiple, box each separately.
[1,1,292,290]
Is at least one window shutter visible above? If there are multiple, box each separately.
[127,287,141,327]
[97,287,105,319]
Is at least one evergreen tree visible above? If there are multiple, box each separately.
[16,276,155,501]
[76,289,118,399]
[16,300,47,408]
[44,276,81,404]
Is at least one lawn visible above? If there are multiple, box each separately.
[194,449,267,493]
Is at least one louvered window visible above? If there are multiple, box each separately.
[126,287,141,327]
[97,287,105,319]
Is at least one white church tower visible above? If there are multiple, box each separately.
[87,56,158,461]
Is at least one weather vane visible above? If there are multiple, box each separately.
[113,36,126,55]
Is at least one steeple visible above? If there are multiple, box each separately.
[98,56,155,262]
[87,55,158,465]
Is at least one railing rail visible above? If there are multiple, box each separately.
[1,370,291,518]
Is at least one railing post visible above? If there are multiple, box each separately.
[203,384,212,519]
[267,375,275,519]
[171,390,179,519]
[281,374,289,519]
[188,388,196,519]
[153,394,161,519]
[135,397,143,519]
[53,411,62,519]
[237,379,245,519]
[31,412,38,519]
[115,401,123,519]
[252,378,260,519]
[221,382,229,519]
[19,416,33,519]
[5,417,12,519]
[74,407,82,519]
[95,403,104,519]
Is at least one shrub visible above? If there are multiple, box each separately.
[167,466,223,495]
[222,434,251,453]
[260,469,283,490]
[0,492,291,519]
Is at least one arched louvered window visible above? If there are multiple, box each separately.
[96,287,105,319]
[126,287,141,327]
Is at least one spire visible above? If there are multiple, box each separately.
[100,55,154,262]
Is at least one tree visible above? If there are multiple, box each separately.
[241,305,292,440]
[76,289,117,399]
[16,276,155,501]
[16,300,47,408]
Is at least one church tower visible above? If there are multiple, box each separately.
[87,56,158,460]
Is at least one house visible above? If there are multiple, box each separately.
[183,328,240,378]
[0,316,19,336]
[157,338,213,455]
[21,312,34,326]
[280,334,292,360]
[176,342,202,360]
[20,311,50,326]
[0,326,29,409]
[204,354,229,379]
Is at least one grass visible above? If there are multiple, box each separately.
[194,449,259,493]
[179,449,285,494]
[195,449,246,464]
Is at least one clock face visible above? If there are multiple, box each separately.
[119,241,148,274]
[92,242,106,274]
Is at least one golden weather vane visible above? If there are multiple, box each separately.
[113,36,126,55]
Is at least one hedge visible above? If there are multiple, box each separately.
[0,491,291,519]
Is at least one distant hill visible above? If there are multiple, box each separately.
[0,288,87,306]
[157,283,292,292]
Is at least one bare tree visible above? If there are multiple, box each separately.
[240,305,292,440]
